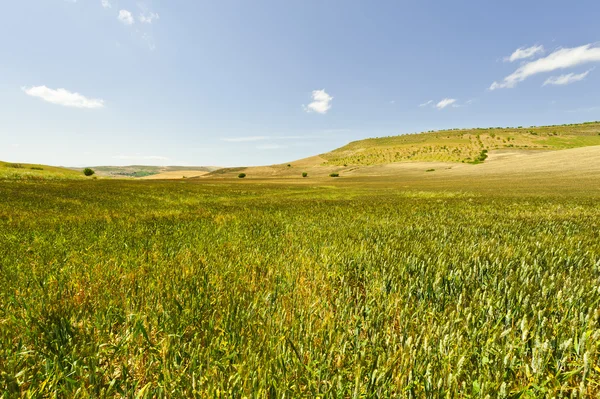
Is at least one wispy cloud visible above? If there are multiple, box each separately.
[139,12,159,24]
[256,144,287,150]
[543,69,592,86]
[303,89,333,114]
[101,0,111,8]
[566,105,600,113]
[221,133,338,143]
[221,136,269,142]
[490,44,600,90]
[118,10,134,25]
[436,98,457,109]
[22,86,104,109]
[504,45,544,62]
[112,155,169,160]
[419,100,433,107]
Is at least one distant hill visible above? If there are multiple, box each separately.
[206,121,600,179]
[86,165,220,179]
[0,161,84,180]
[320,122,600,166]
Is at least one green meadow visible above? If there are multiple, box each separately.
[0,162,83,181]
[1,176,599,397]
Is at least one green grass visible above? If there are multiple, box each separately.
[321,121,600,166]
[0,161,84,180]
[1,177,599,397]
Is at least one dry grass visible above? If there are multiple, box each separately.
[140,170,210,180]
[321,121,600,166]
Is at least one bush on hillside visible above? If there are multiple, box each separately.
[238,173,246,178]
[83,168,95,177]
[302,172,308,178]
[329,173,339,178]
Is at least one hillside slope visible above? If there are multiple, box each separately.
[321,122,600,166]
[205,122,600,180]
[0,161,84,180]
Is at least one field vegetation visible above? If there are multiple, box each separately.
[322,122,600,166]
[0,161,84,180]
[1,176,599,397]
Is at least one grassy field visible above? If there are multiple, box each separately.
[1,174,599,397]
[321,121,600,166]
[0,161,84,181]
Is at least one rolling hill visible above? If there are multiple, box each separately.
[0,161,84,180]
[206,121,600,179]
[90,165,219,179]
[320,121,600,165]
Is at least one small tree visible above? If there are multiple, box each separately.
[83,168,95,177]
[238,173,246,178]
[329,173,339,178]
[302,172,308,178]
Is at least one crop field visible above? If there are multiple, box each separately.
[1,177,600,397]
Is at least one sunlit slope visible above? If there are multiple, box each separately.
[321,122,600,166]
[0,161,84,180]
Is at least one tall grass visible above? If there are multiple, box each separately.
[1,180,599,397]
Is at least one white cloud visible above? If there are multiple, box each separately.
[139,12,159,24]
[566,105,600,113]
[256,144,286,150]
[101,0,111,8]
[419,100,433,107]
[304,89,333,114]
[436,98,457,109]
[112,155,169,160]
[543,69,592,86]
[22,86,104,109]
[118,10,134,25]
[504,45,544,62]
[490,44,600,90]
[221,136,269,142]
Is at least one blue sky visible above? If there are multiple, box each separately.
[1,0,600,167]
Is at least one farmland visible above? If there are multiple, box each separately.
[1,172,599,397]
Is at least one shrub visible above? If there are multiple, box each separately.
[426,169,435,172]
[329,173,339,178]
[302,172,308,178]
[470,149,488,164]
[83,168,95,177]
[30,167,44,171]
[7,163,24,169]
[287,164,291,167]
[238,173,246,179]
